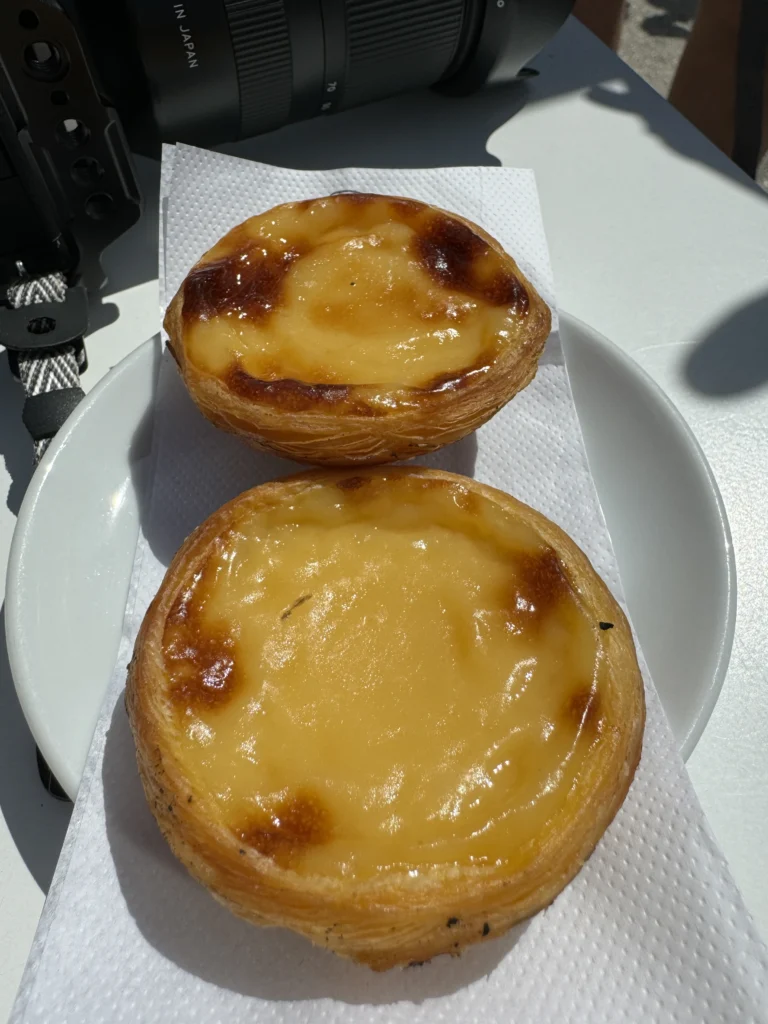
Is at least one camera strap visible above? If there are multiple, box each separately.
[2,270,87,463]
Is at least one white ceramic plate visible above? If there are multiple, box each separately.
[5,314,736,800]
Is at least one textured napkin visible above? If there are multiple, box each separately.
[12,145,768,1024]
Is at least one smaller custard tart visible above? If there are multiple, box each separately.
[163,194,551,465]
[127,468,645,971]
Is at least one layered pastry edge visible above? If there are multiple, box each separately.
[126,468,644,970]
[163,195,552,466]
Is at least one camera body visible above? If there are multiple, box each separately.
[0,1,141,294]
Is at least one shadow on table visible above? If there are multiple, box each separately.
[578,39,765,199]
[222,79,526,170]
[542,19,764,199]
[684,291,768,397]
[586,74,766,200]
[641,0,696,38]
[220,18,765,202]
[102,696,528,1005]
[0,604,71,892]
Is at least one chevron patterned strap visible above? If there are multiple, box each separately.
[6,271,82,462]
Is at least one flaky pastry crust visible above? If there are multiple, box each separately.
[126,468,644,970]
[164,195,551,466]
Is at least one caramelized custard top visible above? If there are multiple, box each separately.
[164,472,611,880]
[180,195,532,394]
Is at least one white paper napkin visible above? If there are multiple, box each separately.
[12,145,768,1024]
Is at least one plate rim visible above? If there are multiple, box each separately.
[5,342,152,798]
[5,314,736,796]
[561,314,736,760]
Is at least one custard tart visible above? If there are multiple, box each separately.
[127,468,644,970]
[164,194,551,465]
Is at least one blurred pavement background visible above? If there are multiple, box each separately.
[617,0,768,188]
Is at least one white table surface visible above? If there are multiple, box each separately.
[1,16,767,1020]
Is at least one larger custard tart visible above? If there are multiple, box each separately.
[164,194,551,465]
[127,468,644,970]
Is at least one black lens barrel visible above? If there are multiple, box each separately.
[318,0,348,115]
[283,0,326,122]
[226,0,466,137]
[71,0,572,151]
[69,0,241,148]
[224,0,293,137]
[341,0,464,110]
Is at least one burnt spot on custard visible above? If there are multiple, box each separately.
[164,620,239,711]
[421,355,491,395]
[182,243,302,326]
[336,475,367,491]
[502,547,573,633]
[564,686,603,734]
[225,366,350,411]
[163,557,241,711]
[413,214,529,313]
[234,789,333,868]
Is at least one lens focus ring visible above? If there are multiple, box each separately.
[342,0,465,109]
[224,0,293,137]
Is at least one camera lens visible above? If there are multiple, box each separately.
[69,0,571,152]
